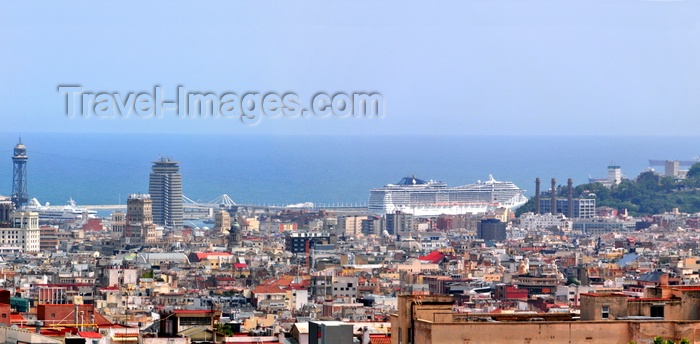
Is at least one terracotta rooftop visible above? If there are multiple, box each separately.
[579,293,628,297]
[10,313,25,323]
[78,332,103,339]
[252,285,286,294]
[173,309,216,314]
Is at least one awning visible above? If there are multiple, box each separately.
[111,335,139,342]
[110,338,138,342]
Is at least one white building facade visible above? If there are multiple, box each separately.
[0,211,40,252]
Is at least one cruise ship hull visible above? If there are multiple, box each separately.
[387,202,525,216]
[24,198,97,221]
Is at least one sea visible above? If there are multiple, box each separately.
[0,133,699,208]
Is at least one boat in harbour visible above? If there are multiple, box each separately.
[368,175,528,216]
[24,197,98,221]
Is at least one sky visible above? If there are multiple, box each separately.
[0,0,699,136]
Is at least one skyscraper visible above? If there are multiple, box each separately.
[148,157,183,229]
[11,139,28,209]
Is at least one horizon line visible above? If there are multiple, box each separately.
[2,131,700,138]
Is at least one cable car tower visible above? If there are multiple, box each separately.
[11,138,28,208]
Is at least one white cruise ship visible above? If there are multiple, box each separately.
[368,175,528,216]
[24,198,97,221]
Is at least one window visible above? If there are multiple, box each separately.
[651,305,664,318]
[601,306,609,319]
[179,317,211,326]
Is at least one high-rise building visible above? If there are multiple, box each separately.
[476,218,506,242]
[665,160,681,178]
[0,196,12,225]
[148,157,183,229]
[125,194,156,245]
[538,198,596,219]
[385,211,413,236]
[39,226,59,251]
[607,165,622,186]
[284,231,334,254]
[214,210,230,234]
[111,211,126,237]
[361,215,384,236]
[587,166,624,188]
[0,211,40,252]
[11,139,28,208]
[337,215,367,237]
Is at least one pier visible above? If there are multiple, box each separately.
[83,194,369,218]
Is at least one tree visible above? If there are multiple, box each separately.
[636,171,661,192]
[575,182,611,201]
[522,170,700,217]
[653,337,690,344]
[216,323,235,336]
[660,176,677,192]
[687,162,700,179]
[515,197,536,216]
[685,162,700,189]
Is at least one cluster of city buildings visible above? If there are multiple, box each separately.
[4,141,700,343]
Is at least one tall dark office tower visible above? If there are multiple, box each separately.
[148,157,183,229]
[11,139,28,209]
[477,219,507,242]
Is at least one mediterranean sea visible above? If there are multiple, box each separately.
[0,133,699,208]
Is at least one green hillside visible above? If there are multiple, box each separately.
[517,163,700,217]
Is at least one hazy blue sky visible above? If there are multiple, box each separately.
[1,1,698,135]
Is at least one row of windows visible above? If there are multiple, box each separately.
[600,305,664,319]
[0,236,37,240]
[179,317,211,326]
[651,305,664,318]
[0,230,37,235]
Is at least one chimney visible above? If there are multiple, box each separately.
[535,178,541,214]
[551,178,557,215]
[567,178,574,218]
